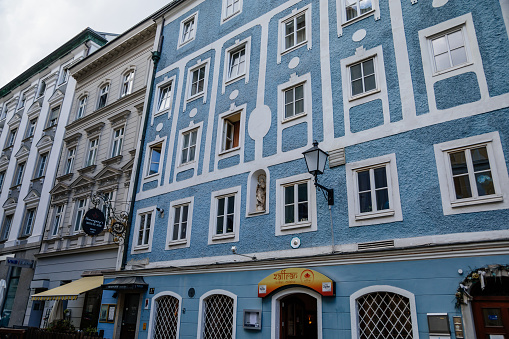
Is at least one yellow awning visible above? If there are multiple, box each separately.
[31,276,103,301]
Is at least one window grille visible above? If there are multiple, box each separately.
[154,295,179,339]
[357,292,413,339]
[203,294,234,339]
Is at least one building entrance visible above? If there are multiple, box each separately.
[279,293,317,339]
[120,293,140,339]
[471,277,509,338]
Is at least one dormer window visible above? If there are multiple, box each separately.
[97,84,109,109]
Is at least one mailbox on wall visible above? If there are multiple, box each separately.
[428,313,451,339]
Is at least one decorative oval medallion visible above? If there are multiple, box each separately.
[352,29,367,42]
[289,57,300,69]
[229,90,239,100]
[189,108,198,118]
[248,105,271,140]
[156,123,163,132]
[432,0,448,7]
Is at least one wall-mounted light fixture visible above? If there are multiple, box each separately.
[231,246,256,260]
[302,140,334,205]
[156,207,164,217]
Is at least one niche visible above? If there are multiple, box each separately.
[246,169,269,216]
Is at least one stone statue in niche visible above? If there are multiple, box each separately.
[256,174,266,212]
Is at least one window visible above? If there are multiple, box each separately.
[0,171,5,191]
[147,143,162,176]
[64,148,76,174]
[180,129,198,165]
[6,129,17,148]
[51,205,64,236]
[222,0,242,21]
[344,0,373,22]
[86,139,99,167]
[283,13,307,52]
[35,152,48,178]
[111,127,124,158]
[283,181,309,226]
[434,132,509,215]
[73,199,87,232]
[18,93,26,110]
[47,106,60,128]
[58,67,69,85]
[200,293,235,339]
[284,84,305,119]
[25,118,37,138]
[101,191,114,217]
[137,212,152,247]
[13,162,25,186]
[152,294,181,339]
[221,112,240,152]
[21,208,36,236]
[430,29,467,73]
[0,215,13,241]
[166,197,193,248]
[346,154,402,226]
[172,204,189,242]
[209,186,241,244]
[97,84,109,109]
[227,46,246,81]
[157,83,172,112]
[0,105,7,120]
[179,14,197,46]
[37,81,46,97]
[120,71,135,97]
[189,66,205,98]
[349,58,376,97]
[76,96,87,119]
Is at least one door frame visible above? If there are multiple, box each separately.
[113,292,143,339]
[471,296,509,339]
[271,287,322,339]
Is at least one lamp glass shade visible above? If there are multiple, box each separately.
[303,142,328,176]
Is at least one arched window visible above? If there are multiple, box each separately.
[97,84,109,109]
[120,70,135,97]
[153,295,180,339]
[198,290,236,339]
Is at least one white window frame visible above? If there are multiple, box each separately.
[347,57,378,99]
[434,132,509,215]
[143,138,166,180]
[276,173,316,236]
[34,152,49,178]
[0,215,13,241]
[350,285,419,339]
[51,205,65,237]
[37,80,46,98]
[73,198,87,233]
[17,92,26,110]
[147,291,183,339]
[6,128,17,148]
[46,105,61,128]
[97,83,110,109]
[132,205,156,252]
[58,67,69,86]
[178,12,198,48]
[277,5,312,64]
[222,37,251,92]
[345,153,403,227]
[120,70,135,98]
[179,127,199,167]
[21,208,36,236]
[418,13,488,112]
[337,0,380,35]
[110,126,125,158]
[100,191,115,217]
[174,123,202,181]
[13,161,25,186]
[25,118,37,139]
[85,138,99,167]
[0,171,5,191]
[208,186,241,244]
[185,60,209,104]
[221,0,242,22]
[154,77,175,116]
[166,197,194,249]
[76,96,87,119]
[64,147,76,175]
[197,290,237,339]
[216,107,246,162]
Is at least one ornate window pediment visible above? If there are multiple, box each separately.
[0,155,9,171]
[108,110,131,128]
[24,189,40,207]
[48,89,65,106]
[49,182,70,195]
[26,101,42,118]
[63,132,82,148]
[36,135,54,153]
[70,175,95,196]
[84,122,105,138]
[94,166,122,189]
[7,113,22,128]
[3,197,17,211]
[15,145,30,161]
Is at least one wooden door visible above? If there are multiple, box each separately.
[120,293,140,339]
[472,296,509,339]
[279,293,317,339]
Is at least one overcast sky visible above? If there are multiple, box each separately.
[0,0,173,88]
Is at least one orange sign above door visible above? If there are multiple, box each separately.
[258,268,334,297]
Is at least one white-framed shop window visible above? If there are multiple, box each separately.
[208,186,241,244]
[132,206,156,252]
[197,290,237,339]
[144,138,166,180]
[85,138,99,167]
[51,205,65,237]
[120,70,135,98]
[166,197,194,249]
[350,286,419,339]
[276,173,316,236]
[73,198,87,232]
[434,132,509,215]
[154,77,176,116]
[186,61,209,103]
[110,126,125,158]
[148,291,182,339]
[222,0,242,22]
[76,95,88,119]
[278,4,312,62]
[178,12,198,48]
[223,37,251,90]
[345,153,403,227]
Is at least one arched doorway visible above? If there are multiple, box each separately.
[471,277,509,338]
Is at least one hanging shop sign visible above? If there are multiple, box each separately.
[258,268,334,297]
[82,208,106,236]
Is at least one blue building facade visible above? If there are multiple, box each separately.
[100,0,509,338]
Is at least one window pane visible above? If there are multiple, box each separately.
[359,0,372,13]
[432,36,448,56]
[453,175,472,199]
[285,205,295,224]
[295,98,304,115]
[363,59,374,75]
[285,20,294,36]
[471,147,490,172]
[191,131,198,144]
[285,103,294,118]
[376,189,389,210]
[450,47,467,67]
[434,53,451,72]
[226,215,234,233]
[285,186,294,204]
[364,75,376,92]
[345,1,358,20]
[358,170,370,191]
[374,167,387,188]
[198,79,204,93]
[181,148,188,163]
[350,64,362,81]
[182,205,189,222]
[298,202,308,222]
[181,221,187,239]
[359,192,372,213]
[298,183,307,202]
[285,34,294,50]
[227,196,235,214]
[216,216,224,234]
[450,151,468,175]
[447,30,464,50]
[217,197,225,216]
[475,171,495,196]
[189,145,196,161]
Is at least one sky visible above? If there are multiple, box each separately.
[0,0,174,88]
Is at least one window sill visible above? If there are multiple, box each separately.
[225,73,246,87]
[349,88,381,102]
[178,160,196,170]
[222,11,240,23]
[10,184,22,190]
[133,244,149,251]
[178,38,195,49]
[432,62,473,77]
[281,221,312,231]
[144,172,160,181]
[281,40,308,57]
[31,176,45,182]
[186,92,204,103]
[451,194,503,208]
[355,209,395,220]
[102,155,122,166]
[43,125,57,132]
[22,136,34,143]
[3,146,13,152]
[219,146,241,157]
[282,112,307,124]
[78,165,96,175]
[341,9,376,28]
[168,239,187,246]
[154,108,171,118]
[212,233,236,241]
[57,173,73,182]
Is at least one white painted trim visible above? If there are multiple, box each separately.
[147,291,182,339]
[336,0,380,37]
[319,0,335,144]
[197,289,237,339]
[271,287,322,339]
[350,285,419,339]
[222,37,251,94]
[131,205,157,253]
[434,131,509,215]
[173,121,203,181]
[208,185,241,244]
[141,136,167,187]
[214,104,246,171]
[345,153,403,227]
[277,4,312,64]
[152,75,176,123]
[183,58,210,111]
[246,168,270,217]
[501,0,509,38]
[165,196,194,250]
[275,173,317,236]
[221,0,243,23]
[177,11,198,49]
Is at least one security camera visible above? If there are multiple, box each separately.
[231,246,237,254]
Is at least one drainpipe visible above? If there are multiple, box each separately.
[121,21,164,269]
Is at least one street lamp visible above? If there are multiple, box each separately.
[303,140,334,205]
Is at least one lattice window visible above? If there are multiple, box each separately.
[357,292,413,339]
[202,294,234,339]
[153,295,179,339]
